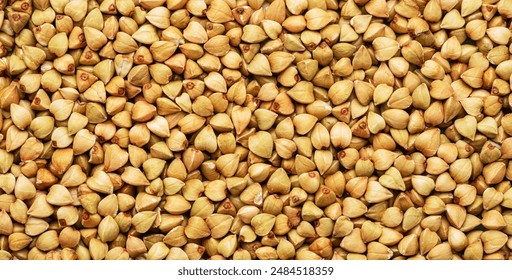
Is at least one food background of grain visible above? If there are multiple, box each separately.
[0,0,512,260]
